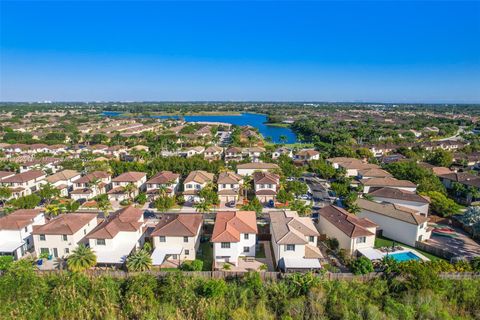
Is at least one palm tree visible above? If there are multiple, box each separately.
[242,175,252,200]
[157,184,169,198]
[126,249,152,272]
[195,200,211,214]
[96,198,112,217]
[45,204,65,218]
[0,186,12,207]
[64,200,80,213]
[89,178,101,195]
[67,244,97,272]
[123,183,136,201]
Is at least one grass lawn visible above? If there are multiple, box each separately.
[374,236,445,261]
[256,243,266,258]
[198,242,213,271]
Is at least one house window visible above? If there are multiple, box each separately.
[243,246,250,253]
[186,184,192,189]
[222,184,226,188]
[356,237,366,244]
[244,234,249,240]
[221,242,230,249]
[183,236,188,243]
[24,227,28,232]
[39,234,46,241]
[230,184,234,188]
[62,235,68,241]
[309,236,315,242]
[185,249,190,255]
[96,239,106,246]
[285,244,295,251]
[40,248,49,255]
[159,236,166,242]
[65,248,70,254]
[268,184,273,188]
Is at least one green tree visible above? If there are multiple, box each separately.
[38,183,60,205]
[426,149,453,167]
[67,244,97,272]
[350,256,374,275]
[9,194,41,209]
[276,189,294,204]
[154,195,175,212]
[421,191,461,217]
[0,186,12,207]
[289,199,312,216]
[126,249,152,272]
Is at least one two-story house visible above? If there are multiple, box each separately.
[146,171,180,199]
[184,146,205,158]
[236,163,279,176]
[242,147,266,162]
[369,187,430,215]
[294,149,320,163]
[317,205,378,255]
[272,147,293,160]
[183,170,215,203]
[356,198,431,247]
[46,170,81,197]
[108,172,147,202]
[204,146,223,161]
[211,211,257,268]
[360,177,417,193]
[253,171,280,204]
[269,210,322,272]
[86,206,146,265]
[217,172,243,204]
[1,170,46,199]
[150,213,203,267]
[0,209,46,260]
[70,171,111,201]
[32,213,98,258]
[224,147,243,163]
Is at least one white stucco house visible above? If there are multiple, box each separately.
[32,213,98,258]
[236,163,279,176]
[182,170,215,203]
[269,210,322,272]
[146,171,180,199]
[356,198,431,247]
[0,209,46,260]
[46,170,81,197]
[70,171,111,201]
[0,170,46,199]
[107,171,147,202]
[211,211,258,268]
[317,205,377,255]
[360,177,417,193]
[369,187,430,215]
[150,214,203,267]
[217,171,243,203]
[86,206,146,265]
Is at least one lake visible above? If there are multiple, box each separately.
[101,112,297,143]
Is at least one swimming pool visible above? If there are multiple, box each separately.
[388,251,421,262]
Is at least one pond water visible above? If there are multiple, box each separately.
[101,112,297,144]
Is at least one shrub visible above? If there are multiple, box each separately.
[350,257,374,275]
[180,259,203,271]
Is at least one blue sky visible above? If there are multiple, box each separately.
[1,1,479,103]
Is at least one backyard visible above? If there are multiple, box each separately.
[374,235,445,261]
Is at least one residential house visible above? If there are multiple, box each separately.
[0,170,46,199]
[361,177,417,193]
[294,149,320,162]
[356,198,431,247]
[224,147,243,163]
[0,209,45,260]
[46,170,81,197]
[217,172,243,203]
[272,147,293,160]
[86,206,146,265]
[108,172,147,202]
[317,205,377,255]
[211,211,258,267]
[70,171,111,201]
[327,157,380,177]
[0,171,15,182]
[204,146,224,161]
[150,214,203,267]
[236,162,280,176]
[184,146,205,158]
[253,171,280,204]
[369,187,430,215]
[438,172,480,204]
[357,168,392,180]
[146,171,180,199]
[270,210,322,272]
[183,170,215,203]
[20,157,62,174]
[32,213,98,258]
[242,147,266,162]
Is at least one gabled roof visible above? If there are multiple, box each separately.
[237,163,279,170]
[46,170,80,183]
[361,177,416,188]
[0,209,43,230]
[369,187,430,204]
[225,147,242,154]
[253,171,279,185]
[184,170,214,184]
[358,168,392,178]
[151,214,203,237]
[146,171,180,184]
[73,171,110,183]
[0,171,15,180]
[33,213,97,235]
[217,172,242,184]
[86,206,143,239]
[112,171,146,182]
[318,205,377,238]
[270,210,319,245]
[356,198,428,225]
[211,211,258,242]
[296,149,319,157]
[1,170,44,183]
[439,172,480,188]
[205,146,223,153]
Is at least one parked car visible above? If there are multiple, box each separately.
[225,201,236,208]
